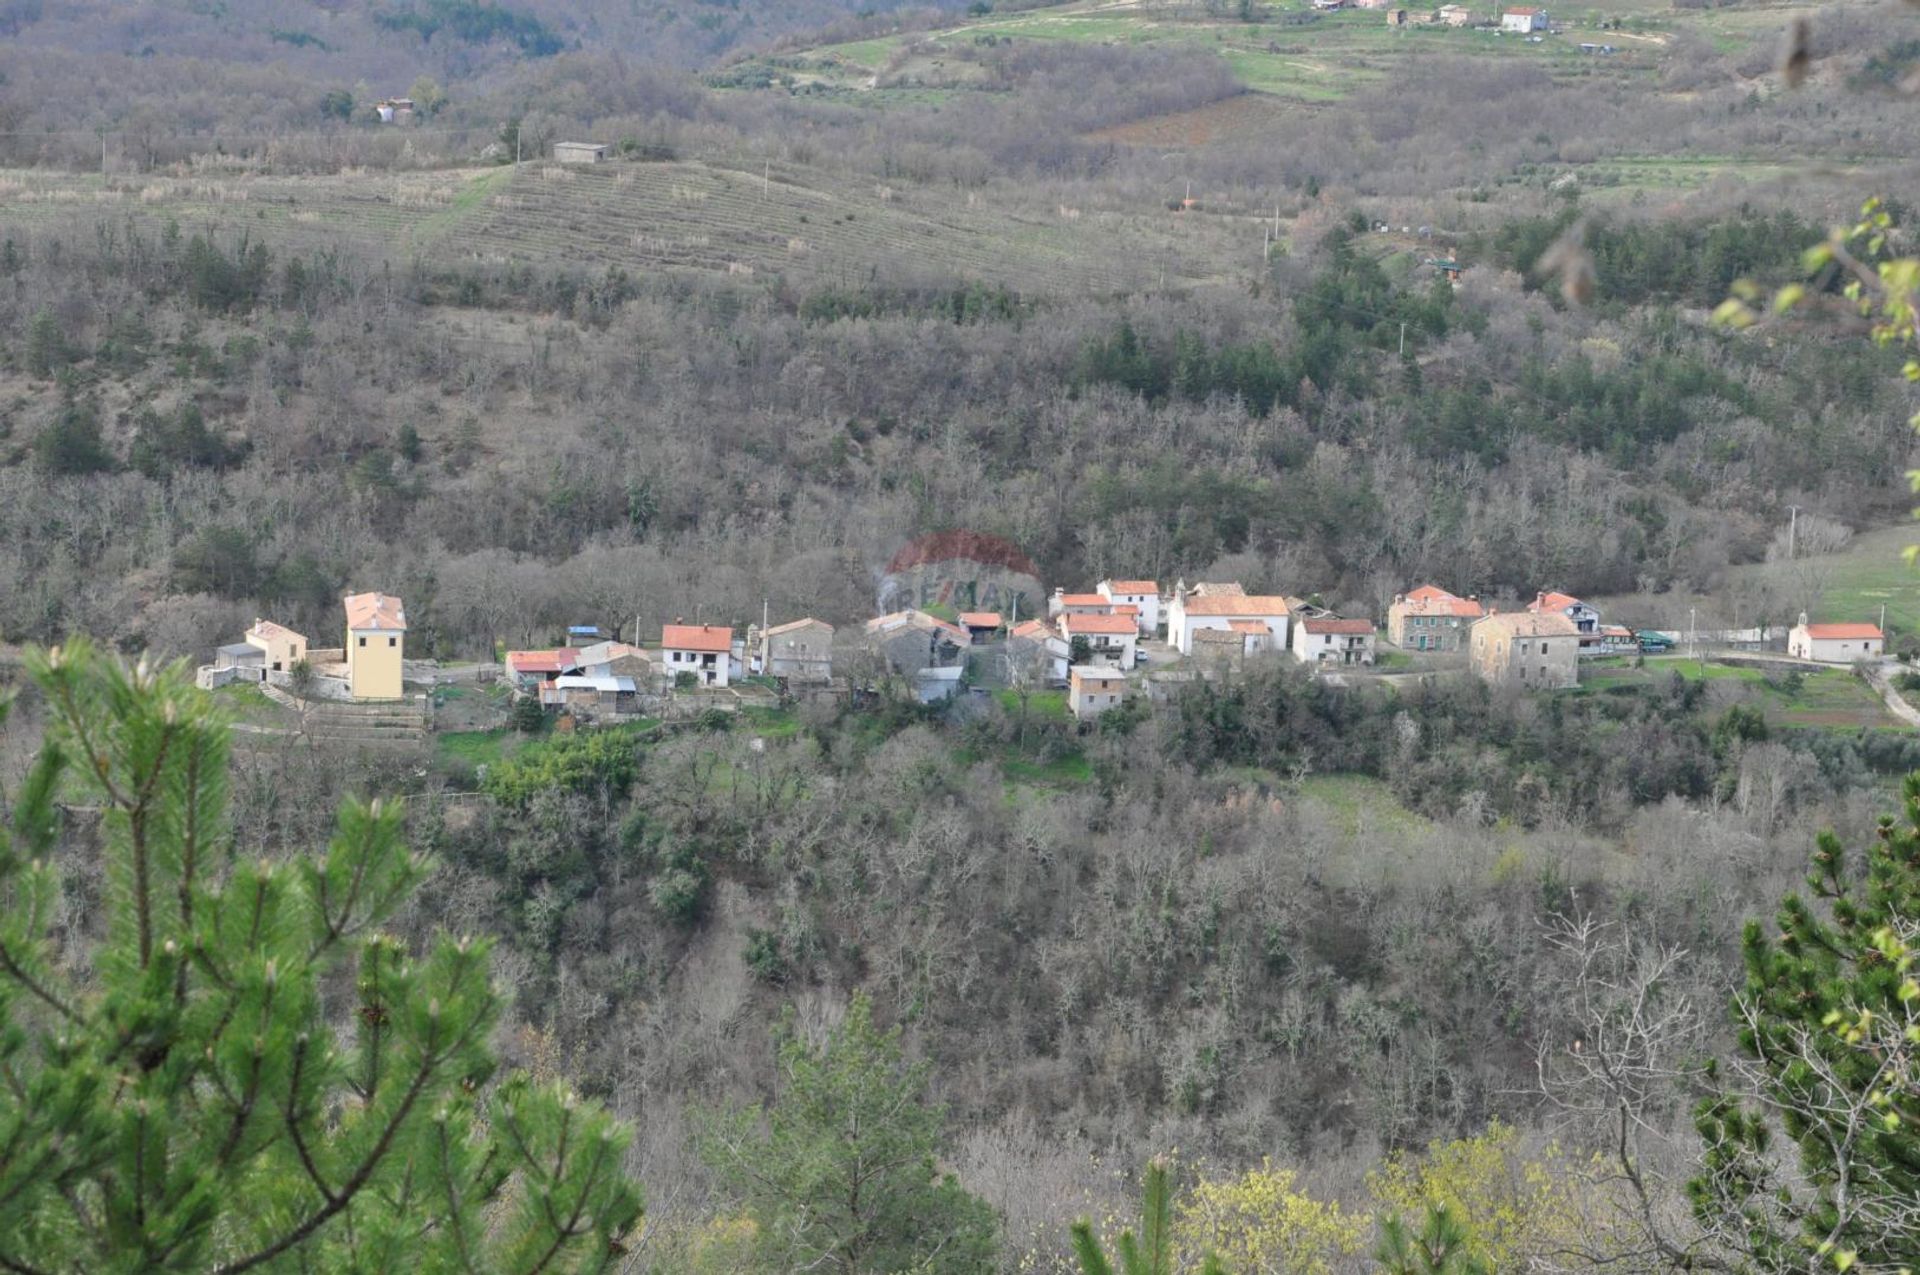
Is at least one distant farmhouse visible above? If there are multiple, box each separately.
[1470,611,1580,688]
[662,623,735,686]
[758,618,835,682]
[1069,666,1128,722]
[1166,582,1291,656]
[1292,617,1377,668]
[1388,585,1483,652]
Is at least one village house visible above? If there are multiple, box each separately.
[758,618,835,682]
[1098,579,1161,634]
[1050,590,1116,618]
[506,648,578,692]
[662,623,734,687]
[1008,619,1070,686]
[1387,8,1411,25]
[574,640,660,687]
[959,612,1003,644]
[1470,611,1581,688]
[553,141,609,163]
[1436,4,1474,25]
[1166,585,1291,655]
[1060,611,1139,670]
[1388,585,1484,652]
[1069,665,1128,721]
[1188,627,1250,665]
[343,592,407,701]
[374,98,415,124]
[1528,590,1602,653]
[866,610,969,674]
[565,625,608,648]
[1787,614,1885,664]
[1292,617,1378,667]
[245,619,308,673]
[1501,6,1546,32]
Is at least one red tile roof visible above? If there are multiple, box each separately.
[1529,591,1584,613]
[507,649,578,675]
[1804,622,1883,640]
[343,591,407,631]
[1057,593,1109,608]
[959,612,1002,629]
[1010,619,1057,641]
[1302,618,1376,635]
[1064,613,1138,636]
[247,618,306,643]
[1103,580,1159,595]
[1226,620,1268,635]
[662,624,734,653]
[1397,586,1484,618]
[1183,595,1290,618]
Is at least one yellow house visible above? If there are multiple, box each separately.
[343,591,407,700]
[243,619,307,673]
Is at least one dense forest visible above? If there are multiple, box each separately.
[5,0,1920,1271]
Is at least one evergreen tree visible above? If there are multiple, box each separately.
[33,395,114,476]
[1690,773,1920,1271]
[697,991,997,1274]
[1374,1205,1489,1275]
[1071,1158,1226,1275]
[0,640,641,1271]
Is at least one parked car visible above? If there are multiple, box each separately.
[1637,631,1675,653]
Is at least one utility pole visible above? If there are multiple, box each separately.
[1398,321,1407,357]
[1787,504,1801,559]
[1689,606,1697,659]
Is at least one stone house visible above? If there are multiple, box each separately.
[1469,611,1581,688]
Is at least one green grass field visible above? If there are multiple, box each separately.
[770,0,1674,107]
[1582,654,1898,730]
[1790,524,1920,635]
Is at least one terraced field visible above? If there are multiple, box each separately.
[454,160,1247,293]
[0,158,1260,295]
[755,0,1670,105]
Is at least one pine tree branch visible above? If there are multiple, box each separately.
[124,719,179,969]
[282,1035,337,1204]
[0,937,77,1022]
[175,734,206,1006]
[210,1040,440,1275]
[433,1117,482,1275]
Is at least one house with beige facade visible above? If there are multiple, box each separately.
[1069,665,1128,721]
[343,592,407,700]
[246,619,308,673]
[1469,611,1580,688]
